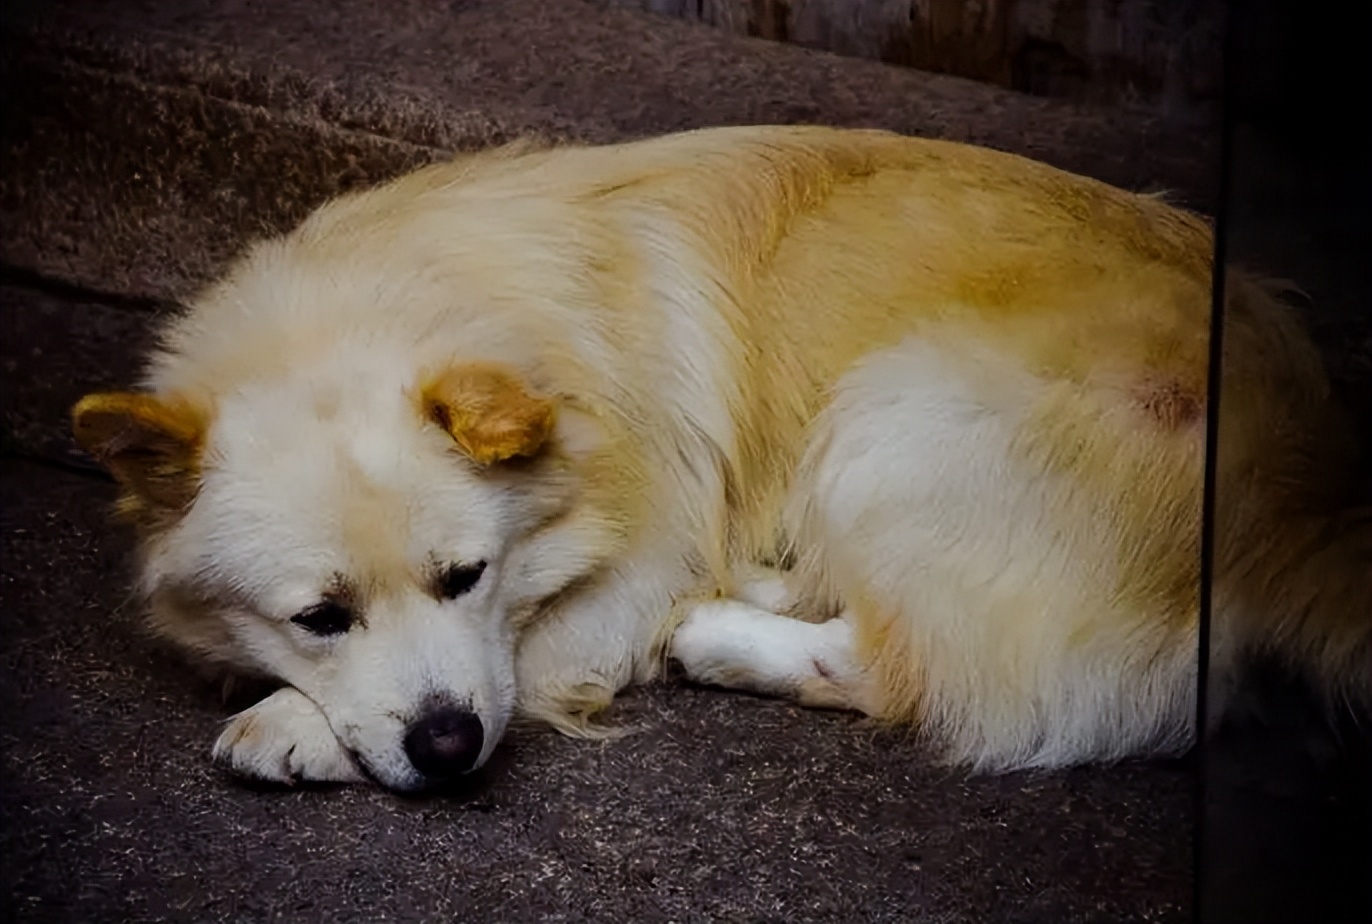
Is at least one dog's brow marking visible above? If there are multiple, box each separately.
[325,571,357,601]
[323,572,366,628]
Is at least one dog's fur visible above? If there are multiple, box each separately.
[72,126,1370,791]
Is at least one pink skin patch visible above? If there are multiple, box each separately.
[1136,380,1203,429]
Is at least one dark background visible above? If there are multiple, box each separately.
[1201,1,1372,922]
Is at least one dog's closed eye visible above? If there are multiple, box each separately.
[291,601,354,636]
[437,561,486,600]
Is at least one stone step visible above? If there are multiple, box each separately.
[1,0,1215,304]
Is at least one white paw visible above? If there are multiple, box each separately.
[212,687,366,785]
[670,600,754,689]
[671,600,862,709]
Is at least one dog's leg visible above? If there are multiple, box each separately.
[515,572,680,736]
[513,530,716,735]
[671,600,871,712]
[212,687,365,785]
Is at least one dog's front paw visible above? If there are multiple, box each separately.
[212,687,366,786]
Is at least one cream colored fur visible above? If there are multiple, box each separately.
[72,126,1370,790]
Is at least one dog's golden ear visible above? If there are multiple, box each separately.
[421,363,556,465]
[71,392,207,510]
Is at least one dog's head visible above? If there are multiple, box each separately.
[72,359,597,791]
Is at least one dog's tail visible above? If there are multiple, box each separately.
[1212,276,1372,712]
[1215,502,1372,713]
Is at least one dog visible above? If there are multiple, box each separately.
[71,125,1370,792]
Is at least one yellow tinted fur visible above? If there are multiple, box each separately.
[80,126,1369,771]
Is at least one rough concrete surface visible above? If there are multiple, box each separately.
[1,0,1217,305]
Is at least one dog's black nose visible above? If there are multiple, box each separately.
[403,707,484,779]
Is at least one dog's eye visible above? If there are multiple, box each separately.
[437,561,487,600]
[291,601,354,636]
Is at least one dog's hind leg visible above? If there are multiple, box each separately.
[670,600,874,713]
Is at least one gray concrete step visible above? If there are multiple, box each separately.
[2,0,1216,304]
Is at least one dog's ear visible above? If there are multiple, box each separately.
[420,362,556,465]
[71,392,207,511]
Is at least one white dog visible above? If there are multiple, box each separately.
[72,126,1370,791]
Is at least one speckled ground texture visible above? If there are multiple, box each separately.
[0,1,1362,922]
